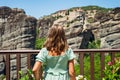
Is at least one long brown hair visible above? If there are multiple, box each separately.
[43,24,68,55]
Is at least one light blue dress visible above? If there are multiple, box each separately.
[36,47,76,80]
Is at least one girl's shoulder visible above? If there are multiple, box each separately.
[66,47,73,53]
[66,47,76,60]
[36,48,48,62]
[38,47,48,56]
[41,47,48,51]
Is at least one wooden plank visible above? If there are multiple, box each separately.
[79,52,84,75]
[111,52,115,64]
[17,54,21,79]
[90,52,94,80]
[6,54,10,80]
[27,54,31,69]
[100,52,105,79]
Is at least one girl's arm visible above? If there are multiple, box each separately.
[68,59,76,80]
[32,61,42,80]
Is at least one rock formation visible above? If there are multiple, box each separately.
[0,6,37,50]
[37,8,94,49]
[38,7,120,49]
[0,6,37,79]
[85,7,120,49]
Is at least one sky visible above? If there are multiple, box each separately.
[0,0,120,19]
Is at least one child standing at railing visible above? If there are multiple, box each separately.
[32,24,76,80]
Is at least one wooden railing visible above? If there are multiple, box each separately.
[0,49,120,80]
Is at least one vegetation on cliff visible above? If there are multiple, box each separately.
[81,5,112,12]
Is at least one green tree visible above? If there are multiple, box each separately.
[88,40,101,49]
[35,38,46,49]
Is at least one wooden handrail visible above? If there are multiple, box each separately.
[0,49,120,80]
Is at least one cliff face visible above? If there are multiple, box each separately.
[85,7,120,49]
[38,7,120,49]
[0,6,37,79]
[37,10,88,49]
[0,6,37,50]
[38,8,88,49]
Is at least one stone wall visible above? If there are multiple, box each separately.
[0,6,37,79]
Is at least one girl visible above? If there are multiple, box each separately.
[32,24,76,80]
